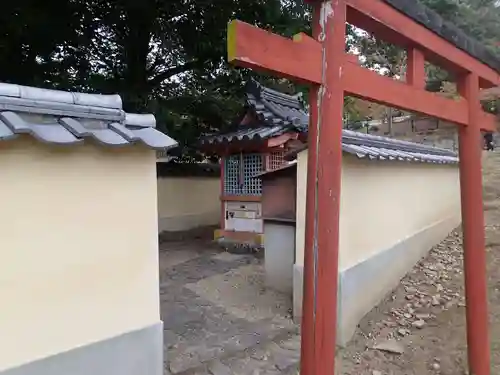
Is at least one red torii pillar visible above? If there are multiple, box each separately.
[227,0,495,374]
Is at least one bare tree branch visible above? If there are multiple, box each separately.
[148,59,207,87]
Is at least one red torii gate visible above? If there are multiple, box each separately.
[227,1,498,374]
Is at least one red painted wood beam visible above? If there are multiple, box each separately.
[219,156,226,231]
[227,20,497,132]
[300,12,320,375]
[342,59,470,126]
[407,48,426,89]
[457,73,491,375]
[344,0,500,89]
[227,20,318,84]
[311,2,346,374]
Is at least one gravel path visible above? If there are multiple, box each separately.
[335,151,500,374]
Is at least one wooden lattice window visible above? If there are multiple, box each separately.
[267,150,286,170]
[224,153,263,196]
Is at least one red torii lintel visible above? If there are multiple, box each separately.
[227,20,497,131]
[227,1,494,374]
[345,0,500,89]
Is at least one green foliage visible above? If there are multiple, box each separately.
[0,0,312,160]
[422,0,500,100]
[0,0,498,159]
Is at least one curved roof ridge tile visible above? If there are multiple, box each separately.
[0,82,122,109]
[0,81,177,151]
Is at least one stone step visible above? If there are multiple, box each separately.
[167,324,299,375]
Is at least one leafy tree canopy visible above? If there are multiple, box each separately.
[0,0,498,159]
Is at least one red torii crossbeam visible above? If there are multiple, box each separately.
[227,1,495,374]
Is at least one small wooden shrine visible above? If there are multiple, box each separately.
[198,80,307,245]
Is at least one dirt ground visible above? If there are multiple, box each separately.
[160,151,500,375]
[159,239,299,375]
[335,151,500,375]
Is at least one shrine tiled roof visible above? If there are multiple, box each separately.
[245,80,309,131]
[0,83,178,150]
[384,0,500,73]
[200,81,458,164]
[199,80,308,146]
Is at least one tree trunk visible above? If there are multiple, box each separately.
[120,3,156,112]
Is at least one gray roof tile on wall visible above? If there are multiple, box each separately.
[284,130,459,164]
[131,127,179,149]
[0,111,83,145]
[0,82,178,151]
[0,82,123,109]
[58,116,129,146]
[109,122,140,141]
[336,129,457,164]
[341,144,458,164]
[0,119,16,140]
[341,129,456,156]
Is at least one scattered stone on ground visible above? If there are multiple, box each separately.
[411,319,425,329]
[431,362,441,371]
[372,340,405,355]
[334,151,500,374]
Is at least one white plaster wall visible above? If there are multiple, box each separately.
[157,177,220,232]
[0,138,160,371]
[295,149,461,271]
[294,148,462,343]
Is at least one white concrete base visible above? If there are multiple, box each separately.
[293,214,461,346]
[292,264,304,324]
[263,221,295,294]
[1,323,163,375]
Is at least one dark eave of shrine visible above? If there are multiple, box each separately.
[199,125,288,146]
[199,80,308,147]
[383,0,500,73]
[245,80,309,131]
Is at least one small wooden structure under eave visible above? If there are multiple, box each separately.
[198,80,308,245]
